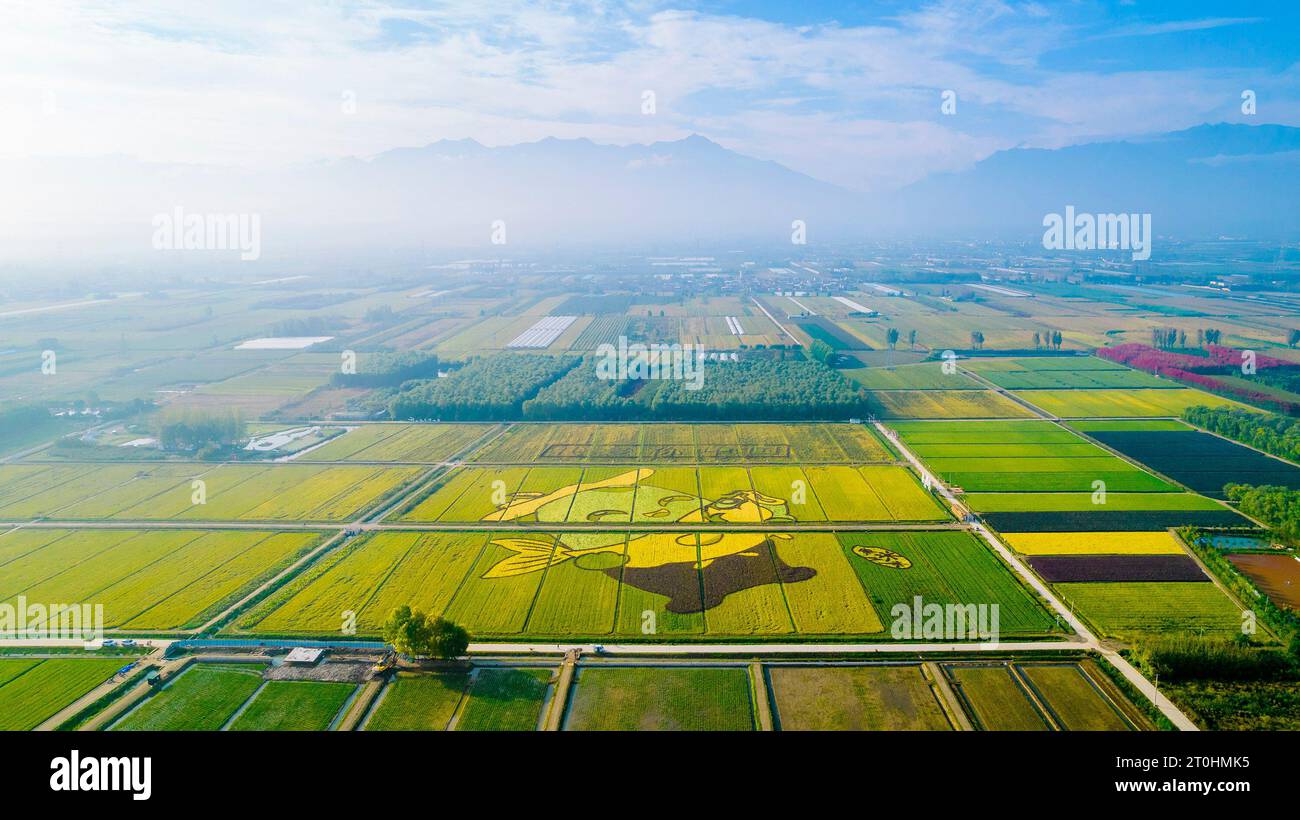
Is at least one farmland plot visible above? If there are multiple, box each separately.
[1,529,319,630]
[563,666,755,731]
[1081,427,1300,498]
[946,665,1048,731]
[839,531,1057,636]
[1016,388,1250,418]
[457,668,551,731]
[300,423,496,462]
[1054,582,1244,640]
[365,672,468,731]
[113,664,264,731]
[1018,664,1134,730]
[1002,531,1188,555]
[0,658,124,731]
[245,533,439,635]
[869,389,1034,419]
[774,533,884,633]
[229,680,355,731]
[0,463,421,522]
[768,664,952,731]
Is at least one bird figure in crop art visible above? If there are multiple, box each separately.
[480,468,814,613]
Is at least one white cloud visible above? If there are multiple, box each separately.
[0,0,1294,193]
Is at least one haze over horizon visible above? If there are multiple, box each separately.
[2,1,1298,262]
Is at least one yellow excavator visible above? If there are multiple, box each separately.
[371,650,396,675]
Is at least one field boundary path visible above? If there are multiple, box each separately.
[336,678,383,731]
[957,366,1054,419]
[750,296,798,344]
[542,650,579,730]
[750,662,774,730]
[875,421,1200,731]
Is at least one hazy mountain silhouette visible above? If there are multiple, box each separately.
[3,124,1296,264]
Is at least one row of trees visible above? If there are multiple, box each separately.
[390,354,576,420]
[331,350,440,388]
[155,409,245,452]
[1184,406,1300,463]
[1151,327,1225,349]
[1031,330,1065,350]
[882,328,918,350]
[521,357,874,421]
[1224,484,1300,544]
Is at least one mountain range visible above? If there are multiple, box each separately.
[2,123,1296,263]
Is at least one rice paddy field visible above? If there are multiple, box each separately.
[111,664,357,732]
[235,528,1057,640]
[364,672,468,730]
[228,680,356,731]
[468,422,892,463]
[112,663,266,731]
[0,463,422,522]
[944,660,1145,731]
[358,667,553,731]
[891,420,1177,492]
[838,530,1059,636]
[868,389,1035,419]
[297,423,499,462]
[1015,388,1250,418]
[766,663,954,730]
[0,529,321,630]
[1054,582,1244,641]
[0,657,124,730]
[396,462,947,524]
[563,666,756,731]
[550,659,1150,731]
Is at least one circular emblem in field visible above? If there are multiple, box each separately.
[852,546,912,569]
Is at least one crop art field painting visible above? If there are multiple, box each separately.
[2,0,1297,801]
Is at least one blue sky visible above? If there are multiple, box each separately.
[2,0,1296,192]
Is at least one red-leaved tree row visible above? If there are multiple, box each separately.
[1097,343,1300,415]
